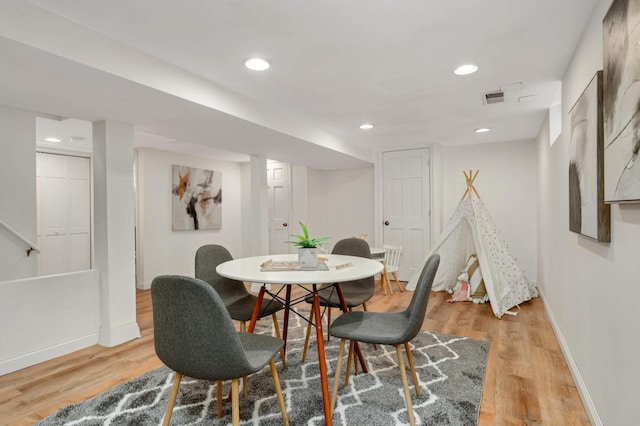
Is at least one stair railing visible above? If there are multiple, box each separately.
[0,217,40,256]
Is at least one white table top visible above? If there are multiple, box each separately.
[216,254,383,285]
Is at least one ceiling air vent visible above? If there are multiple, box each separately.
[483,90,505,105]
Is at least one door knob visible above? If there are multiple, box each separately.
[283,222,288,227]
[384,220,390,226]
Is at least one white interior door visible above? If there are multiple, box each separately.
[267,161,291,254]
[36,152,91,275]
[382,149,431,280]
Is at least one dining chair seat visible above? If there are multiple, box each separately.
[151,275,289,426]
[329,254,440,426]
[301,238,375,362]
[195,244,284,332]
[195,244,287,396]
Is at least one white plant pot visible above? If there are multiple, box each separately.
[298,247,318,268]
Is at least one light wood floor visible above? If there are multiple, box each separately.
[0,282,591,425]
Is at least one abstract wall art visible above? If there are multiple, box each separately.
[171,165,222,231]
[569,70,611,241]
[603,0,640,202]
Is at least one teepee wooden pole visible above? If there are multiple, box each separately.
[461,169,481,200]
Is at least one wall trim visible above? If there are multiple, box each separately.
[98,321,141,348]
[539,287,602,425]
[0,333,98,376]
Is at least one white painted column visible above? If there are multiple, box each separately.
[249,155,269,293]
[249,154,269,256]
[93,120,141,347]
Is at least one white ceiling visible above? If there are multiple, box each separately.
[1,0,599,169]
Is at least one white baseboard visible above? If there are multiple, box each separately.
[98,321,141,347]
[0,333,98,376]
[539,288,601,426]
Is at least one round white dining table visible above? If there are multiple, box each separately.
[216,253,383,426]
[216,253,383,285]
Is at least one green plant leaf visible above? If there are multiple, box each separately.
[286,222,329,248]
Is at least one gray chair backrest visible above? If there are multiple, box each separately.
[195,244,248,302]
[400,253,440,342]
[151,275,256,381]
[332,237,372,258]
[332,237,374,285]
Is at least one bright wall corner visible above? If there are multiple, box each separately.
[548,83,562,146]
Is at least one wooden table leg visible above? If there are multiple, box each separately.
[282,285,292,355]
[312,286,332,426]
[247,285,265,333]
[334,284,368,373]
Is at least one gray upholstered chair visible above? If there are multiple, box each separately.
[151,275,289,426]
[195,244,285,366]
[301,237,376,361]
[328,254,440,426]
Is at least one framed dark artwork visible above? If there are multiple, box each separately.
[171,165,222,231]
[569,70,611,241]
[603,0,640,202]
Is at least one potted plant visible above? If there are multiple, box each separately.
[288,222,329,268]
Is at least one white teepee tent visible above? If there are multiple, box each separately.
[406,170,538,318]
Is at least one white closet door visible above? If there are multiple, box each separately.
[68,156,91,271]
[36,153,91,275]
[382,148,431,280]
[267,161,291,255]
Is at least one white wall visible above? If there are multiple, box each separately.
[308,167,375,252]
[0,270,99,375]
[538,0,640,424]
[0,105,107,374]
[442,139,538,283]
[135,147,244,288]
[0,105,38,280]
[307,168,328,240]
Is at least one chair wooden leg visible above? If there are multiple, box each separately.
[392,272,404,292]
[301,309,314,362]
[231,378,240,426]
[331,338,347,415]
[380,271,388,295]
[383,263,394,295]
[326,307,331,341]
[163,372,182,426]
[351,342,359,376]
[344,340,355,386]
[269,359,290,425]
[216,380,223,418]
[404,342,421,397]
[271,313,287,368]
[395,345,416,426]
[243,377,248,398]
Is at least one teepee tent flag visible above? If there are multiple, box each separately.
[406,170,538,318]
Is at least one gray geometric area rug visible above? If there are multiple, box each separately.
[38,311,489,425]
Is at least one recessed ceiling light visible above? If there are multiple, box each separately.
[244,58,270,71]
[44,137,62,143]
[474,127,491,133]
[359,123,374,130]
[454,64,479,76]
